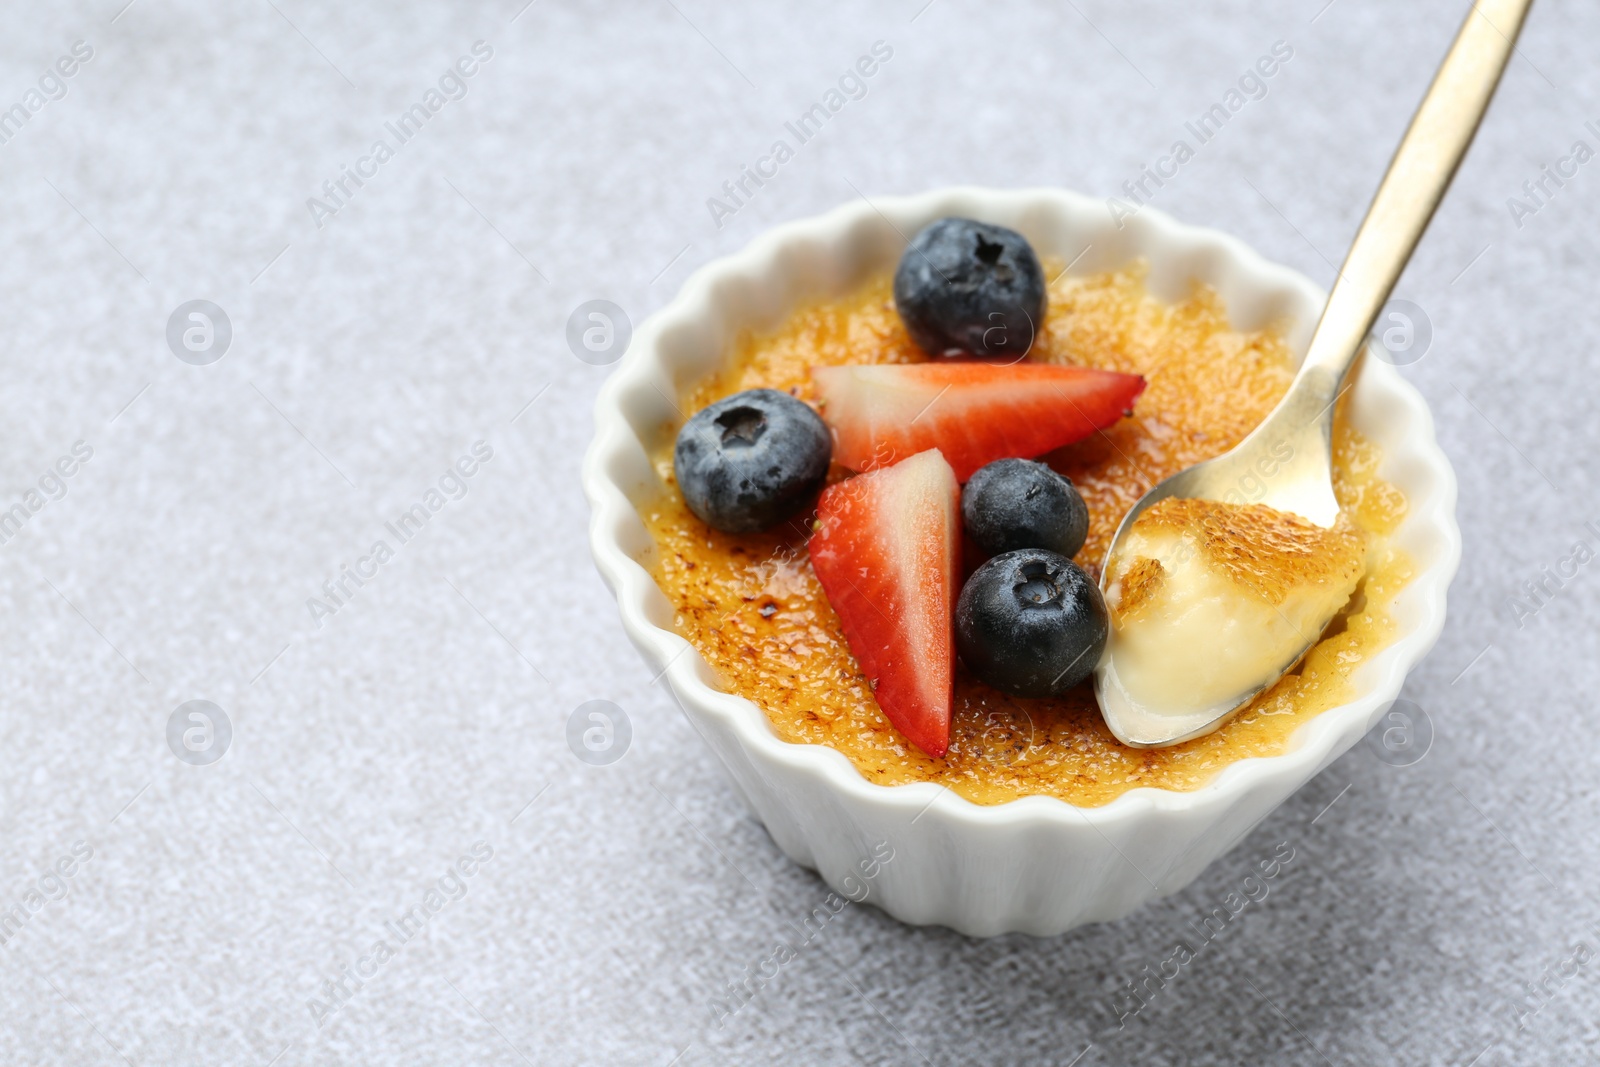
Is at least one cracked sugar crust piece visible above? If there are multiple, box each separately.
[1110,555,1167,623]
[1120,497,1367,607]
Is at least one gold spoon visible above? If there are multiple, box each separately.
[1094,0,1535,748]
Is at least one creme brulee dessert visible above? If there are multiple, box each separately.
[642,220,1411,808]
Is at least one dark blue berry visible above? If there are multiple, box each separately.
[674,389,832,533]
[893,217,1047,359]
[956,549,1108,697]
[962,458,1089,560]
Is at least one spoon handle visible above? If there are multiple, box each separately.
[1299,0,1535,389]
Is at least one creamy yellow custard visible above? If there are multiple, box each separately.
[1101,499,1369,729]
[641,262,1412,807]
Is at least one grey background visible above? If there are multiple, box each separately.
[0,1,1594,1064]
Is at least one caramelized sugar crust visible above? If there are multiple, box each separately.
[644,263,1412,807]
[1123,497,1367,606]
[1111,555,1167,621]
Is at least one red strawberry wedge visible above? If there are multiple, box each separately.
[808,449,960,759]
[811,362,1146,481]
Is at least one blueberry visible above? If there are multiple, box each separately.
[962,458,1089,560]
[956,549,1108,698]
[674,389,832,533]
[893,217,1047,359]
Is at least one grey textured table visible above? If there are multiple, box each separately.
[1,1,1596,1064]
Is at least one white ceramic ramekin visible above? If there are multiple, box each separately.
[584,188,1460,937]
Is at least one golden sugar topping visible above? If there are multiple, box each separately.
[646,262,1411,807]
[1126,498,1367,606]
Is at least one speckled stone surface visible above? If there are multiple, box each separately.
[1,1,1597,1064]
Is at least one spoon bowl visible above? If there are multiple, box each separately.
[1092,344,1359,747]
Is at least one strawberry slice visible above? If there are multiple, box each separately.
[811,362,1146,481]
[808,449,960,759]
